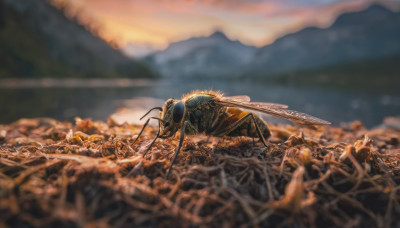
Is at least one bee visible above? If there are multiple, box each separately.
[133,90,330,179]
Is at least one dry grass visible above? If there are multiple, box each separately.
[0,117,399,227]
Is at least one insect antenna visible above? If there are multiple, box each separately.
[140,107,163,120]
[151,117,165,123]
[132,116,162,145]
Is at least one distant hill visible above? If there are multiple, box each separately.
[0,0,156,78]
[146,4,400,84]
[247,4,400,76]
[262,55,400,93]
[146,31,256,78]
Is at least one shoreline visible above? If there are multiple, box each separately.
[0,78,158,88]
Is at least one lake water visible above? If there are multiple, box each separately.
[1,78,399,127]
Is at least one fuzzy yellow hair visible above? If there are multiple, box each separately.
[181,90,224,100]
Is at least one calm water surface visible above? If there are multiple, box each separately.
[1,78,399,127]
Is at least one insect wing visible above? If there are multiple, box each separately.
[222,96,288,109]
[224,95,251,102]
[217,100,330,125]
[250,102,288,109]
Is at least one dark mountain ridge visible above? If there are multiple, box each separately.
[147,4,400,82]
[0,0,155,78]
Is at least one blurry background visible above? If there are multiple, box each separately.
[0,0,399,127]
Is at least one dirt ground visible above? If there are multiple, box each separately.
[0,117,399,227]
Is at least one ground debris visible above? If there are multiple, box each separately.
[0,117,400,227]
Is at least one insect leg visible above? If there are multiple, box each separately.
[165,121,189,179]
[142,118,161,158]
[132,117,162,157]
[213,113,269,147]
[248,114,269,147]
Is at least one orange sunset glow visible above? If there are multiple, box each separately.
[50,0,400,50]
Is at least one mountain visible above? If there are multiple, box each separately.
[146,4,400,81]
[246,4,400,76]
[0,0,155,78]
[146,31,257,78]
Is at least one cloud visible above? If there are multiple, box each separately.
[62,0,399,48]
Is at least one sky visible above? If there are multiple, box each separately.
[52,0,400,51]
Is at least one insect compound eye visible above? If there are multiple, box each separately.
[172,102,185,123]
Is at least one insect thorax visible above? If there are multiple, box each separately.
[184,94,215,108]
[183,94,222,135]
